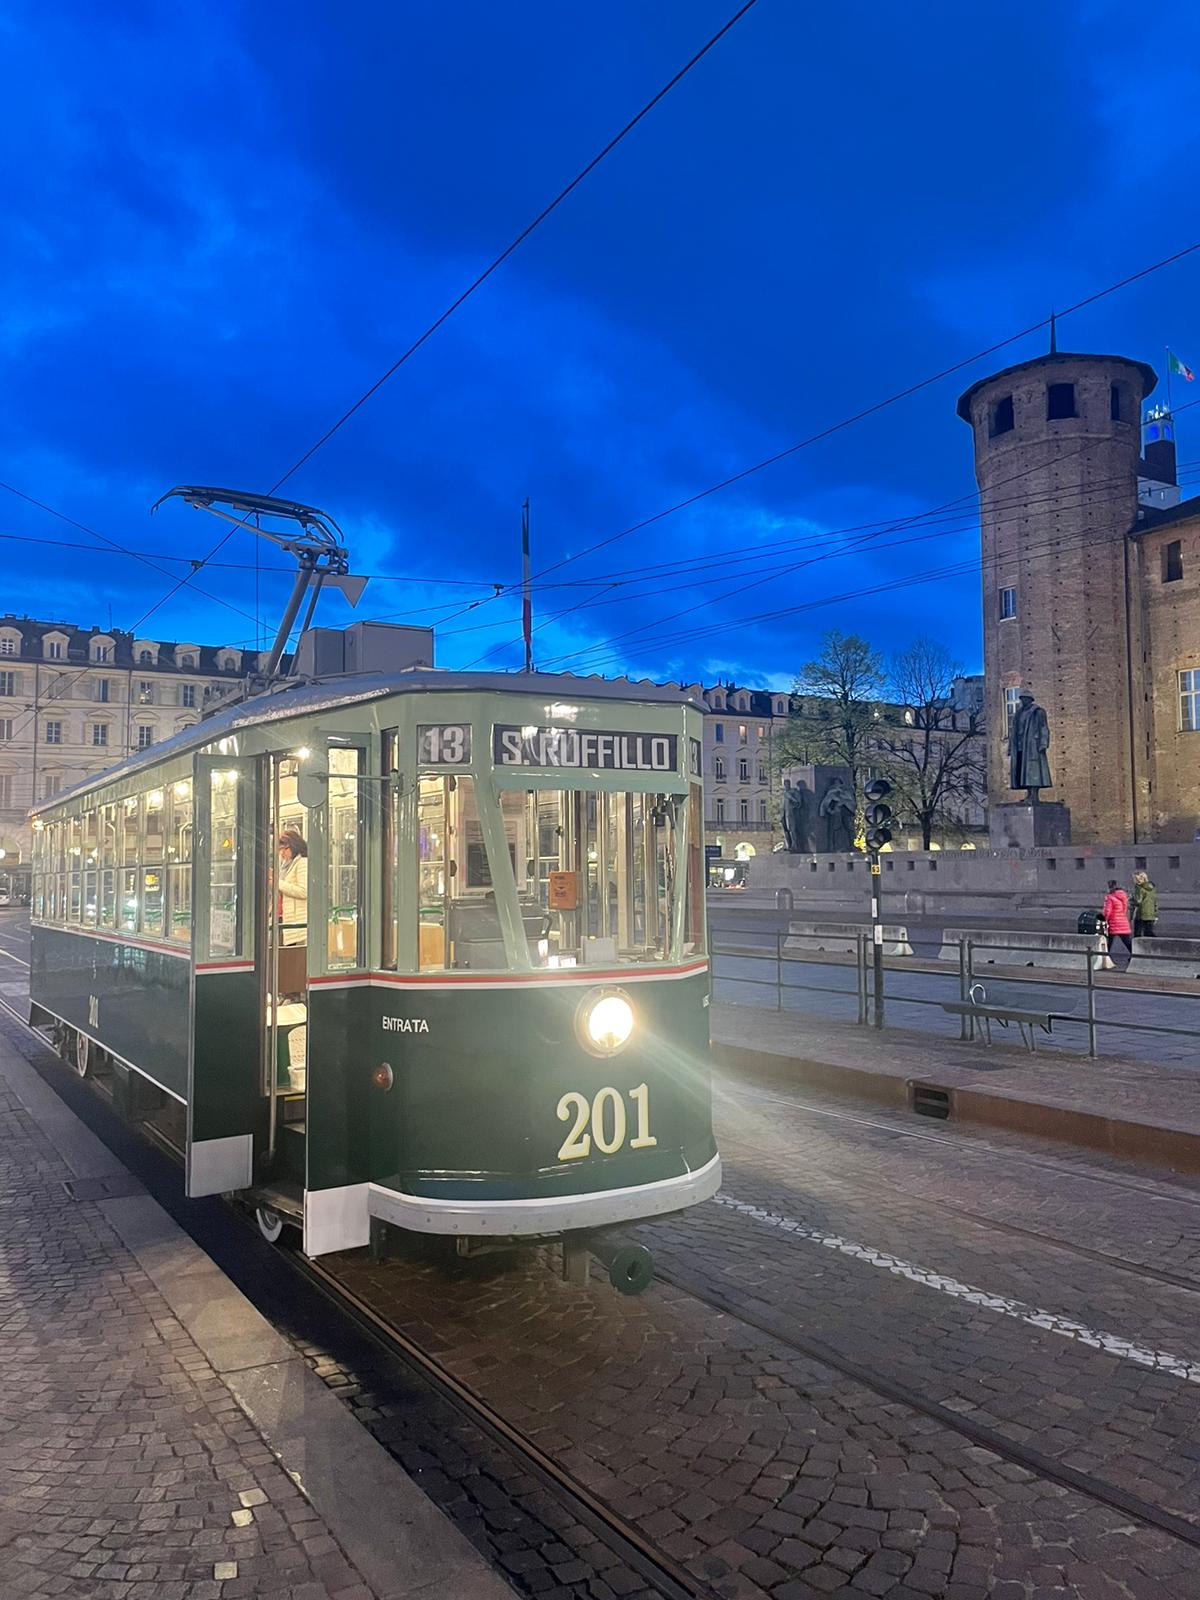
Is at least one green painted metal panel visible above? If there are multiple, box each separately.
[191,972,268,1146]
[305,972,713,1202]
[29,926,190,1099]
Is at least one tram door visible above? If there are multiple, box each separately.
[264,752,309,1189]
[188,754,265,1197]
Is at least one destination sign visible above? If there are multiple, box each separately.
[494,725,679,772]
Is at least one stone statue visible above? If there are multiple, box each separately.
[818,780,856,852]
[1008,692,1052,799]
[782,781,812,854]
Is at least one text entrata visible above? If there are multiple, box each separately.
[494,725,678,771]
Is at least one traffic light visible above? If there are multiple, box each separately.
[863,777,893,851]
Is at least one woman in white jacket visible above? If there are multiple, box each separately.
[278,830,309,946]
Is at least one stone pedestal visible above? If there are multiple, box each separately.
[989,800,1072,850]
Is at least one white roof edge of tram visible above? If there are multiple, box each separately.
[30,667,706,816]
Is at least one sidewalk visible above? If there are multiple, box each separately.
[712,1000,1200,1172]
[0,1027,511,1600]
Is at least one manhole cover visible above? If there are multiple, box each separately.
[62,1173,145,1202]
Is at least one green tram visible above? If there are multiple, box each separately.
[28,671,719,1268]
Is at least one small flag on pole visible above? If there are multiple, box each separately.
[1168,349,1194,381]
[521,497,532,673]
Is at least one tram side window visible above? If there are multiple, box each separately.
[82,809,99,926]
[206,768,241,959]
[328,746,362,972]
[497,788,677,968]
[167,779,193,943]
[141,789,165,935]
[68,813,82,923]
[686,785,706,956]
[99,803,118,930]
[119,796,139,932]
[417,774,483,971]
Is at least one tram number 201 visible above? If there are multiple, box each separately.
[556,1083,657,1161]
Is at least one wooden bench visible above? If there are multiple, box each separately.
[940,999,1057,1053]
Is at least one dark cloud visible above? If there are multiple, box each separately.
[1,0,1198,684]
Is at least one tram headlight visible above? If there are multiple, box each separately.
[579,990,635,1056]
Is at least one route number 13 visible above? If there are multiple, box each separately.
[556,1083,656,1161]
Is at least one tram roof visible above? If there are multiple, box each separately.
[31,668,705,815]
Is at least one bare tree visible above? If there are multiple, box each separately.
[776,630,885,792]
[874,639,984,850]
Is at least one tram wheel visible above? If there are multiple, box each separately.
[72,1031,91,1078]
[255,1206,285,1244]
[608,1244,653,1296]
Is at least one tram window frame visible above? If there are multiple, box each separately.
[416,773,485,972]
[327,745,364,972]
[205,766,244,960]
[493,785,684,969]
[381,731,401,970]
[166,778,193,944]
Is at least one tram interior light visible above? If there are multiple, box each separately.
[582,992,634,1054]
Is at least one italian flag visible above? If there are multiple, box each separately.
[1168,349,1194,381]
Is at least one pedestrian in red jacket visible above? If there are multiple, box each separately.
[1103,880,1132,964]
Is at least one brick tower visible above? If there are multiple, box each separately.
[957,350,1157,843]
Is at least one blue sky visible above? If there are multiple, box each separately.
[3,0,1200,689]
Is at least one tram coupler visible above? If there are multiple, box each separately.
[575,1233,655,1296]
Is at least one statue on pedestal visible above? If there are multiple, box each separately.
[1008,692,1052,800]
[818,780,856,852]
[781,781,812,854]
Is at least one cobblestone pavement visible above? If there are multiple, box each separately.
[0,1073,376,1600]
[324,1196,1200,1598]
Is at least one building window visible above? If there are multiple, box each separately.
[1181,669,1200,732]
[0,776,12,807]
[137,681,154,706]
[178,652,196,669]
[137,725,154,749]
[1110,383,1127,422]
[1047,382,1076,420]
[91,723,109,747]
[0,639,14,656]
[989,395,1014,436]
[759,799,768,822]
[999,586,1017,620]
[95,677,110,702]
[92,643,111,663]
[46,639,63,660]
[737,758,748,781]
[0,673,15,697]
[739,799,749,823]
[756,724,765,739]
[758,763,767,783]
[44,721,62,745]
[738,723,747,742]
[714,757,725,781]
[42,774,61,799]
[180,683,196,708]
[714,724,724,743]
[138,649,153,665]
[0,720,10,741]
[1005,687,1022,728]
[1163,541,1183,583]
[715,798,725,822]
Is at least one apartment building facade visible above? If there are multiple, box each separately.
[0,617,253,880]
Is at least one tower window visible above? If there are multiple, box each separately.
[1004,687,1022,727]
[1163,540,1183,583]
[1181,669,1200,732]
[999,586,1017,620]
[1047,382,1076,420]
[989,395,1014,436]
[1110,383,1128,422]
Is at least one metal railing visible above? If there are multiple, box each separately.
[709,921,1200,1061]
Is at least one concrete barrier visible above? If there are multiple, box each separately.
[786,920,913,958]
[1127,938,1200,982]
[938,927,1106,970]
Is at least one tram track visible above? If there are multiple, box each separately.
[10,978,1200,1583]
[715,1128,1200,1299]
